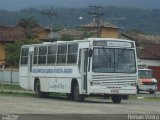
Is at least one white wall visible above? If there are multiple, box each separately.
[138,58,160,67]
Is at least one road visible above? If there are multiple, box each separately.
[0,94,159,114]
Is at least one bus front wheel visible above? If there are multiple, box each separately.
[73,82,84,102]
[35,80,49,98]
[112,95,121,103]
[150,91,155,94]
[66,93,73,100]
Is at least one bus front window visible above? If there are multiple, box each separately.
[92,48,114,73]
[115,49,136,73]
[92,48,136,73]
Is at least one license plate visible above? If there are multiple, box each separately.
[111,89,119,94]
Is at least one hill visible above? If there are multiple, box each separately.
[0,6,160,34]
[1,0,160,11]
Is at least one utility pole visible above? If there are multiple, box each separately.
[41,7,57,39]
[88,6,104,37]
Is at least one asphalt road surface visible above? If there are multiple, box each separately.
[0,94,159,120]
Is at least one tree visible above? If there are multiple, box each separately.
[16,17,40,39]
[61,34,74,41]
[5,39,39,67]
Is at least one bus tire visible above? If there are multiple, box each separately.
[112,95,121,103]
[122,95,129,100]
[150,91,155,94]
[137,85,140,94]
[66,93,73,100]
[35,80,47,98]
[73,82,84,102]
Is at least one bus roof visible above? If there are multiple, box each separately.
[22,38,134,47]
[86,38,133,42]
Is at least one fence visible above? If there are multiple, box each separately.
[0,68,20,92]
[0,69,19,85]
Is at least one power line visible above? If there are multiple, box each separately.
[41,7,57,39]
[88,5,104,37]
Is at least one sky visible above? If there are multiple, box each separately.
[0,0,160,11]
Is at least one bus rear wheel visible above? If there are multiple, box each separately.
[35,80,49,98]
[73,82,84,102]
[66,93,73,100]
[112,95,121,103]
[150,91,155,94]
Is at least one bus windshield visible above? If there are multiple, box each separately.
[92,48,136,73]
[138,70,153,78]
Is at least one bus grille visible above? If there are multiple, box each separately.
[92,74,137,86]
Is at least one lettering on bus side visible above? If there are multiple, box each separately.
[32,68,73,74]
[49,83,65,89]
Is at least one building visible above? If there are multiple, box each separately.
[0,25,50,66]
[122,33,160,90]
[80,20,120,38]
[0,25,26,65]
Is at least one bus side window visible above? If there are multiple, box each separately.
[57,45,67,64]
[38,46,47,64]
[47,45,57,64]
[33,47,38,65]
[20,48,29,65]
[67,44,78,64]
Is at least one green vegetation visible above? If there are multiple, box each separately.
[61,34,74,41]
[143,97,160,101]
[0,84,23,90]
[0,84,35,97]
[16,17,40,39]
[0,7,160,34]
[0,92,36,97]
[5,39,39,67]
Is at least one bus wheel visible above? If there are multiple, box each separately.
[137,85,140,94]
[112,95,121,103]
[150,91,155,94]
[121,95,129,100]
[66,93,73,100]
[35,80,47,98]
[73,82,84,102]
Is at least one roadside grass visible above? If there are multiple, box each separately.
[143,97,160,102]
[0,92,36,97]
[0,84,24,90]
[1,91,160,102]
[1,84,160,102]
[0,84,36,97]
[0,84,66,98]
[130,94,160,102]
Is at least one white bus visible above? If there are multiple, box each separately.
[19,38,138,103]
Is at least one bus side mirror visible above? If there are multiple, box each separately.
[88,49,93,57]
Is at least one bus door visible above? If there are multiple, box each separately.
[27,48,34,89]
[80,48,88,93]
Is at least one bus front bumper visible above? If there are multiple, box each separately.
[88,86,137,95]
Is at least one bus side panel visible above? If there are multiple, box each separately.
[39,77,50,92]
[19,66,29,90]
[53,66,80,93]
[54,78,72,93]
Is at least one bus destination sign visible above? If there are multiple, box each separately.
[93,41,132,48]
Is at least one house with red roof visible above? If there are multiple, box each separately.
[0,26,26,65]
[122,33,160,90]
[80,20,120,38]
[0,25,50,66]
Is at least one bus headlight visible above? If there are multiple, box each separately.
[140,82,143,85]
